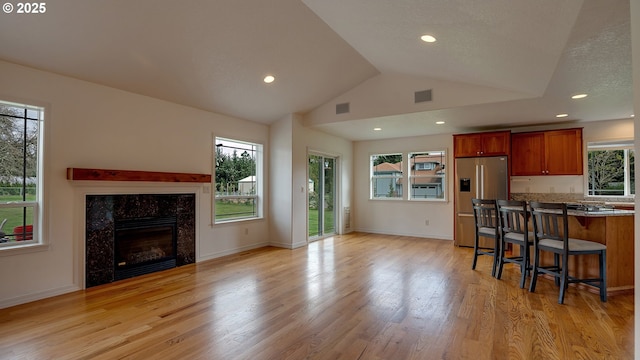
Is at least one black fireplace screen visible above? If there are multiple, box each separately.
[114,216,177,280]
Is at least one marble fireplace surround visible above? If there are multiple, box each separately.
[85,193,196,288]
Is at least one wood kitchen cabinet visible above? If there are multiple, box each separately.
[453,130,510,157]
[511,128,583,176]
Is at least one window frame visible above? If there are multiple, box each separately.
[408,151,447,202]
[586,140,635,198]
[0,99,45,252]
[370,153,403,200]
[369,150,447,202]
[213,136,263,224]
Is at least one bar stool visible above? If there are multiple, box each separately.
[528,201,607,304]
[471,198,500,277]
[496,200,534,288]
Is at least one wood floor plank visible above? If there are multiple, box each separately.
[0,232,633,359]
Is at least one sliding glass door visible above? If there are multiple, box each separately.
[308,154,336,240]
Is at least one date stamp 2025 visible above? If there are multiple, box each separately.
[3,2,47,14]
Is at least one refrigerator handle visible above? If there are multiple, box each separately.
[480,164,485,198]
[475,164,480,198]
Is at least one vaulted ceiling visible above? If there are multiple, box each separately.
[0,0,632,140]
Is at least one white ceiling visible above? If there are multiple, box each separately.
[0,0,632,141]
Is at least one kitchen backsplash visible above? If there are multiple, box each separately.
[510,175,633,204]
[510,175,583,194]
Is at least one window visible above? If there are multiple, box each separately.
[370,151,448,201]
[409,151,446,200]
[587,140,634,197]
[370,154,403,199]
[214,137,263,222]
[0,100,44,248]
[415,162,436,170]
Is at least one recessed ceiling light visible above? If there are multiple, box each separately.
[556,113,569,118]
[631,114,635,118]
[263,75,275,83]
[571,94,588,99]
[436,121,445,125]
[373,127,382,131]
[420,35,437,43]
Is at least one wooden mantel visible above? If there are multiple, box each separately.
[67,168,211,183]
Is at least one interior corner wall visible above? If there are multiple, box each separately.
[268,116,294,248]
[0,60,270,308]
[291,115,309,248]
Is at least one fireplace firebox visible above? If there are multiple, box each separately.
[114,216,177,280]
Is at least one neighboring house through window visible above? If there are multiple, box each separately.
[0,100,44,249]
[370,154,403,199]
[408,151,446,200]
[214,137,263,222]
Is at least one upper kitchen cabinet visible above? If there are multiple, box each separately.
[453,130,511,158]
[511,128,583,176]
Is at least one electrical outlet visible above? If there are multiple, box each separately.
[425,219,430,226]
[550,186,555,193]
[244,228,249,235]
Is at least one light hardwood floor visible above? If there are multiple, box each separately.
[0,232,634,359]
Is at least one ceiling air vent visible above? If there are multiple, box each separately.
[336,102,350,114]
[414,89,433,103]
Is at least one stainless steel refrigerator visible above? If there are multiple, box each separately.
[454,156,508,247]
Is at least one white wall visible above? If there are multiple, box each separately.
[353,134,454,240]
[0,60,270,308]
[304,72,530,127]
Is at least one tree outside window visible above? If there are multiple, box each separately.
[214,137,263,222]
[0,101,43,247]
[587,141,634,197]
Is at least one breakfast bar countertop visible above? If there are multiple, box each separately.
[567,208,634,217]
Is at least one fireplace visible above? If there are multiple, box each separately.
[85,193,195,288]
[114,216,177,280]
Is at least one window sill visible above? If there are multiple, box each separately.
[369,198,447,202]
[214,216,264,226]
[409,198,447,202]
[0,242,49,257]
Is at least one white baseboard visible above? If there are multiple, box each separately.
[268,240,296,249]
[196,241,270,262]
[0,284,80,309]
[353,228,453,241]
[291,240,307,249]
